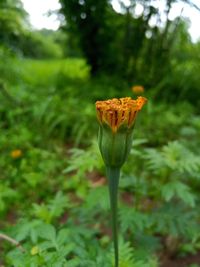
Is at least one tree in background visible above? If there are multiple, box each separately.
[109,0,200,85]
[0,0,28,51]
[0,0,66,59]
[59,0,117,75]
[59,0,200,88]
[0,0,28,94]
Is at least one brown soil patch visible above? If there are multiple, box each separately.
[161,252,200,267]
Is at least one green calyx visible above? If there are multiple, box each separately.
[98,123,134,168]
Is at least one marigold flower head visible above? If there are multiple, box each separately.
[11,149,22,159]
[132,85,144,94]
[96,96,147,133]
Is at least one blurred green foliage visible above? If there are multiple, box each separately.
[1,0,200,266]
[1,54,200,266]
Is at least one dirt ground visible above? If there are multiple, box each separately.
[161,252,200,267]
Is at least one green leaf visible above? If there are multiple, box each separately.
[57,229,70,245]
[37,224,56,242]
[161,181,195,207]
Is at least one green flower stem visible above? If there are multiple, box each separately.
[106,166,120,267]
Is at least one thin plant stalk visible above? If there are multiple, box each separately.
[106,166,120,267]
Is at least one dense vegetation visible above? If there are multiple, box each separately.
[1,0,200,266]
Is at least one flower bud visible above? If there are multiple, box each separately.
[96,96,147,168]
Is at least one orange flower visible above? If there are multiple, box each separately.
[95,96,147,133]
[131,85,144,94]
[11,149,22,159]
